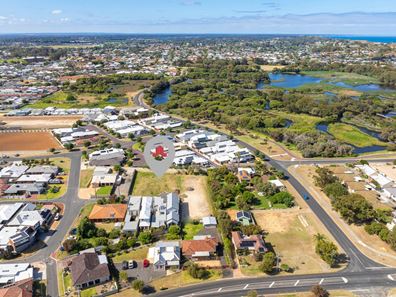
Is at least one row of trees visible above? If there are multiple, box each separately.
[314,167,396,250]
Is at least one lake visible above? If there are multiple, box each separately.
[257,73,394,92]
[153,87,172,105]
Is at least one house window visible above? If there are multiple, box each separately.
[95,279,100,284]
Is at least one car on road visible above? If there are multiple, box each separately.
[128,260,136,269]
[143,259,150,268]
[304,194,310,201]
[122,261,129,270]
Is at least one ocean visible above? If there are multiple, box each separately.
[329,36,396,44]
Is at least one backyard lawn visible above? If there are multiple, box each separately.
[182,223,203,240]
[132,171,185,196]
[80,287,97,297]
[328,123,385,147]
[96,185,113,196]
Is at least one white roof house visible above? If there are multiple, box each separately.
[356,164,377,177]
[202,216,217,227]
[0,163,29,179]
[0,203,24,224]
[148,241,180,270]
[269,179,286,189]
[372,174,393,188]
[0,263,33,284]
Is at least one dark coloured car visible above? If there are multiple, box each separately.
[122,261,129,270]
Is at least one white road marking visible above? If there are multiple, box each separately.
[294,280,300,286]
[269,282,275,288]
[388,274,395,281]
[217,288,222,292]
[342,277,348,284]
[319,278,324,285]
[243,284,249,289]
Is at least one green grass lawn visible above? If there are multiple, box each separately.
[80,169,93,188]
[328,123,385,147]
[268,111,323,134]
[183,223,203,240]
[301,71,380,85]
[96,185,113,196]
[81,287,97,297]
[112,246,149,262]
[132,142,145,151]
[27,90,131,109]
[132,171,185,196]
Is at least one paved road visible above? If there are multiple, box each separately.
[154,270,396,297]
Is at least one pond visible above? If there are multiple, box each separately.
[107,97,129,104]
[315,122,386,154]
[153,87,172,105]
[383,111,396,118]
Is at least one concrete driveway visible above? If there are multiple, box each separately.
[115,261,166,283]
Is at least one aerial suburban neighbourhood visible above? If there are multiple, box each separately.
[0,2,396,297]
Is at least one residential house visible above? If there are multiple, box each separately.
[384,187,396,202]
[3,184,45,196]
[0,203,24,224]
[0,278,33,297]
[231,231,267,254]
[0,263,33,285]
[68,253,111,290]
[269,179,286,190]
[0,226,37,254]
[89,148,125,166]
[182,237,218,261]
[91,167,119,188]
[236,211,254,226]
[237,167,255,183]
[148,241,180,271]
[25,165,59,176]
[88,204,128,222]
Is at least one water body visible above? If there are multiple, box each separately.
[329,35,396,44]
[153,87,172,105]
[384,112,396,118]
[107,97,128,104]
[257,73,394,93]
[315,122,386,153]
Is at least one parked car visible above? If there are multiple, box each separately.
[69,228,77,235]
[54,213,61,221]
[128,260,135,269]
[122,261,129,270]
[143,259,150,268]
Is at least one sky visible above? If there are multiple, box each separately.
[0,0,396,35]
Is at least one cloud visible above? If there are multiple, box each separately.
[234,10,267,14]
[51,10,62,15]
[179,0,201,6]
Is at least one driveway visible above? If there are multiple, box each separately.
[115,261,166,283]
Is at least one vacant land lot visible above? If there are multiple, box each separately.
[1,115,81,128]
[182,176,211,219]
[250,209,343,275]
[328,123,385,147]
[132,171,185,196]
[0,131,62,151]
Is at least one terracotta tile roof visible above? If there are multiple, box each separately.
[70,253,110,287]
[182,238,218,256]
[0,278,33,297]
[88,204,127,221]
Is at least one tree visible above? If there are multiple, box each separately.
[113,164,122,173]
[132,279,145,292]
[332,194,375,225]
[77,217,97,239]
[66,93,77,102]
[63,142,74,151]
[187,262,208,279]
[311,285,329,297]
[259,252,276,273]
[269,191,294,207]
[119,271,128,282]
[314,233,339,267]
[166,225,181,240]
[323,182,348,200]
[138,231,153,244]
[83,141,91,148]
[62,238,77,252]
[280,263,291,272]
[314,167,338,188]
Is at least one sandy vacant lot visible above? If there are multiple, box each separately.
[371,163,396,182]
[182,176,211,220]
[0,131,62,151]
[0,115,81,128]
[253,208,344,274]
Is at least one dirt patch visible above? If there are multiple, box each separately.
[253,208,309,233]
[260,65,286,71]
[181,176,211,220]
[0,115,81,128]
[0,131,62,151]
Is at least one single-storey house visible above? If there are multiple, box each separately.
[182,237,218,261]
[231,231,267,254]
[88,204,128,222]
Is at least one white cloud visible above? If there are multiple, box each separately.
[51,10,62,15]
